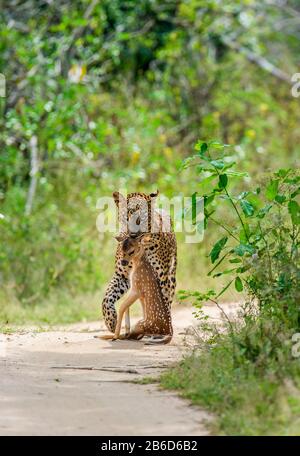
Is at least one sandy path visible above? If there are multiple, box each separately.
[0,303,237,436]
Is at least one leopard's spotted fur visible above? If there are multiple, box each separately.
[102,191,177,332]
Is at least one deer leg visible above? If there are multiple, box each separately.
[125,308,130,337]
[113,292,138,340]
[129,319,145,340]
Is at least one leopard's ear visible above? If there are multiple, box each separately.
[113,191,126,206]
[149,190,159,198]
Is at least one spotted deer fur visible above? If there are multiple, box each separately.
[101,191,177,333]
[113,235,173,344]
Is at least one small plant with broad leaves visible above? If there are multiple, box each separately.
[179,140,300,331]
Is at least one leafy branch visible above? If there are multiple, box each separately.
[179,139,300,312]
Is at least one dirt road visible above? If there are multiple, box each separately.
[0,304,237,436]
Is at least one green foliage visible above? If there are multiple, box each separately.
[0,1,299,324]
[209,237,228,264]
[161,341,300,435]
[180,139,300,330]
[168,139,300,435]
[235,276,243,292]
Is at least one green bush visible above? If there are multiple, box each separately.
[162,140,300,435]
[179,140,299,334]
[161,341,300,435]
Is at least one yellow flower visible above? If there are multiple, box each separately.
[245,129,256,139]
[131,150,140,165]
[163,147,173,160]
[159,134,167,143]
[259,103,268,113]
[68,64,87,83]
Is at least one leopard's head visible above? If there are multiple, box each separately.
[113,191,159,238]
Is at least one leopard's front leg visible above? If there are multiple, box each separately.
[101,272,129,332]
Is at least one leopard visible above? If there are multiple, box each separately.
[101,190,177,333]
